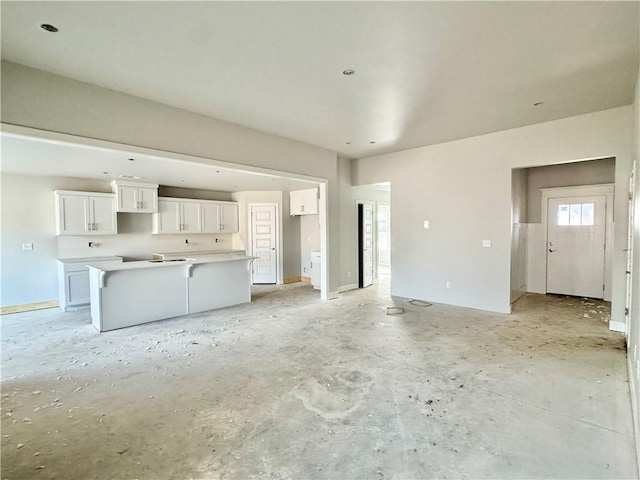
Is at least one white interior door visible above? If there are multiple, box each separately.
[251,204,277,284]
[547,195,606,298]
[359,202,374,288]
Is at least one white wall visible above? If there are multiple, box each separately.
[0,173,235,306]
[354,107,633,317]
[526,158,616,223]
[1,61,342,295]
[510,168,528,300]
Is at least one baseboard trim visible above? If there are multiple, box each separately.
[338,283,358,293]
[300,276,311,283]
[283,276,303,284]
[610,321,625,333]
[1,300,59,315]
[627,356,640,477]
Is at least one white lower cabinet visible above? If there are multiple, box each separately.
[153,198,238,234]
[57,257,122,311]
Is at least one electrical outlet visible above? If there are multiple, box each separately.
[482,240,491,248]
[21,243,33,251]
[347,271,351,278]
[303,267,308,273]
[446,281,451,289]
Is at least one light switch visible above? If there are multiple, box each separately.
[423,220,430,229]
[22,242,33,251]
[482,240,491,248]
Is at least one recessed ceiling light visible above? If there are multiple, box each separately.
[534,101,544,106]
[40,24,59,33]
[215,170,221,173]
[180,180,185,183]
[369,141,376,144]
[346,141,352,145]
[271,178,277,181]
[128,157,135,161]
[233,185,238,189]
[102,171,109,175]
[342,69,355,76]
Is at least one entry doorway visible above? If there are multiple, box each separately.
[546,195,606,298]
[541,184,614,300]
[358,202,374,288]
[249,203,279,284]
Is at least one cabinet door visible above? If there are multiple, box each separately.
[58,195,89,235]
[67,270,90,306]
[154,199,181,234]
[201,203,221,233]
[90,196,118,235]
[137,187,158,213]
[180,202,201,233]
[289,190,303,215]
[220,204,239,233]
[116,185,138,212]
[302,189,319,215]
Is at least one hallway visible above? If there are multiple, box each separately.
[1,282,636,479]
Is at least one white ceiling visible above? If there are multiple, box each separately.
[0,132,317,192]
[1,1,637,161]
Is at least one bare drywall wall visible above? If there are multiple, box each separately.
[526,158,615,223]
[353,107,633,319]
[510,168,528,300]
[300,214,320,277]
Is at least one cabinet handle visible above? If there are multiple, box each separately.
[301,205,305,213]
[93,223,97,231]
[88,223,92,231]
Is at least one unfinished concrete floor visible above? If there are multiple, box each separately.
[1,281,637,479]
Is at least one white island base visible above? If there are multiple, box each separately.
[88,256,254,332]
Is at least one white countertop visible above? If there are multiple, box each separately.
[87,255,256,272]
[153,249,244,258]
[58,256,123,263]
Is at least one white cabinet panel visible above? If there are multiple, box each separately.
[67,271,90,306]
[201,202,221,233]
[112,181,158,213]
[220,203,239,233]
[153,199,181,234]
[290,188,318,215]
[55,191,117,236]
[181,202,201,233]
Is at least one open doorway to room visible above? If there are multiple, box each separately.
[355,182,391,289]
[510,157,616,320]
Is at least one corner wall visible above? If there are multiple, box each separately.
[354,106,633,316]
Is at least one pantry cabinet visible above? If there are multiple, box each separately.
[111,181,158,213]
[55,191,118,236]
[290,188,318,215]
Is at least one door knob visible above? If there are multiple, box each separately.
[549,249,556,253]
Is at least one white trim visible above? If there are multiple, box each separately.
[338,283,358,293]
[327,290,338,300]
[248,203,280,285]
[540,184,614,198]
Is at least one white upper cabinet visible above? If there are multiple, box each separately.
[153,198,238,234]
[290,188,319,215]
[111,181,158,213]
[55,191,118,236]
[219,203,239,233]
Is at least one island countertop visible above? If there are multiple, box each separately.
[86,254,256,272]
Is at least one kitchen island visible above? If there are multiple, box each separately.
[87,254,255,332]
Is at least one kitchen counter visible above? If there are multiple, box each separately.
[88,255,256,332]
[152,249,245,260]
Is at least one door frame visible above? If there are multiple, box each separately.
[356,199,377,287]
[625,162,636,341]
[540,184,614,300]
[247,202,281,285]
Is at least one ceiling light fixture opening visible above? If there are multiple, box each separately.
[40,23,59,33]
[102,171,109,175]
[342,69,355,76]
[346,141,352,145]
[534,101,544,106]
[369,141,376,144]
[128,157,135,161]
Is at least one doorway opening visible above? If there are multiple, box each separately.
[377,203,390,279]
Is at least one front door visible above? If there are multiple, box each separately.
[546,195,606,298]
[250,204,277,284]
